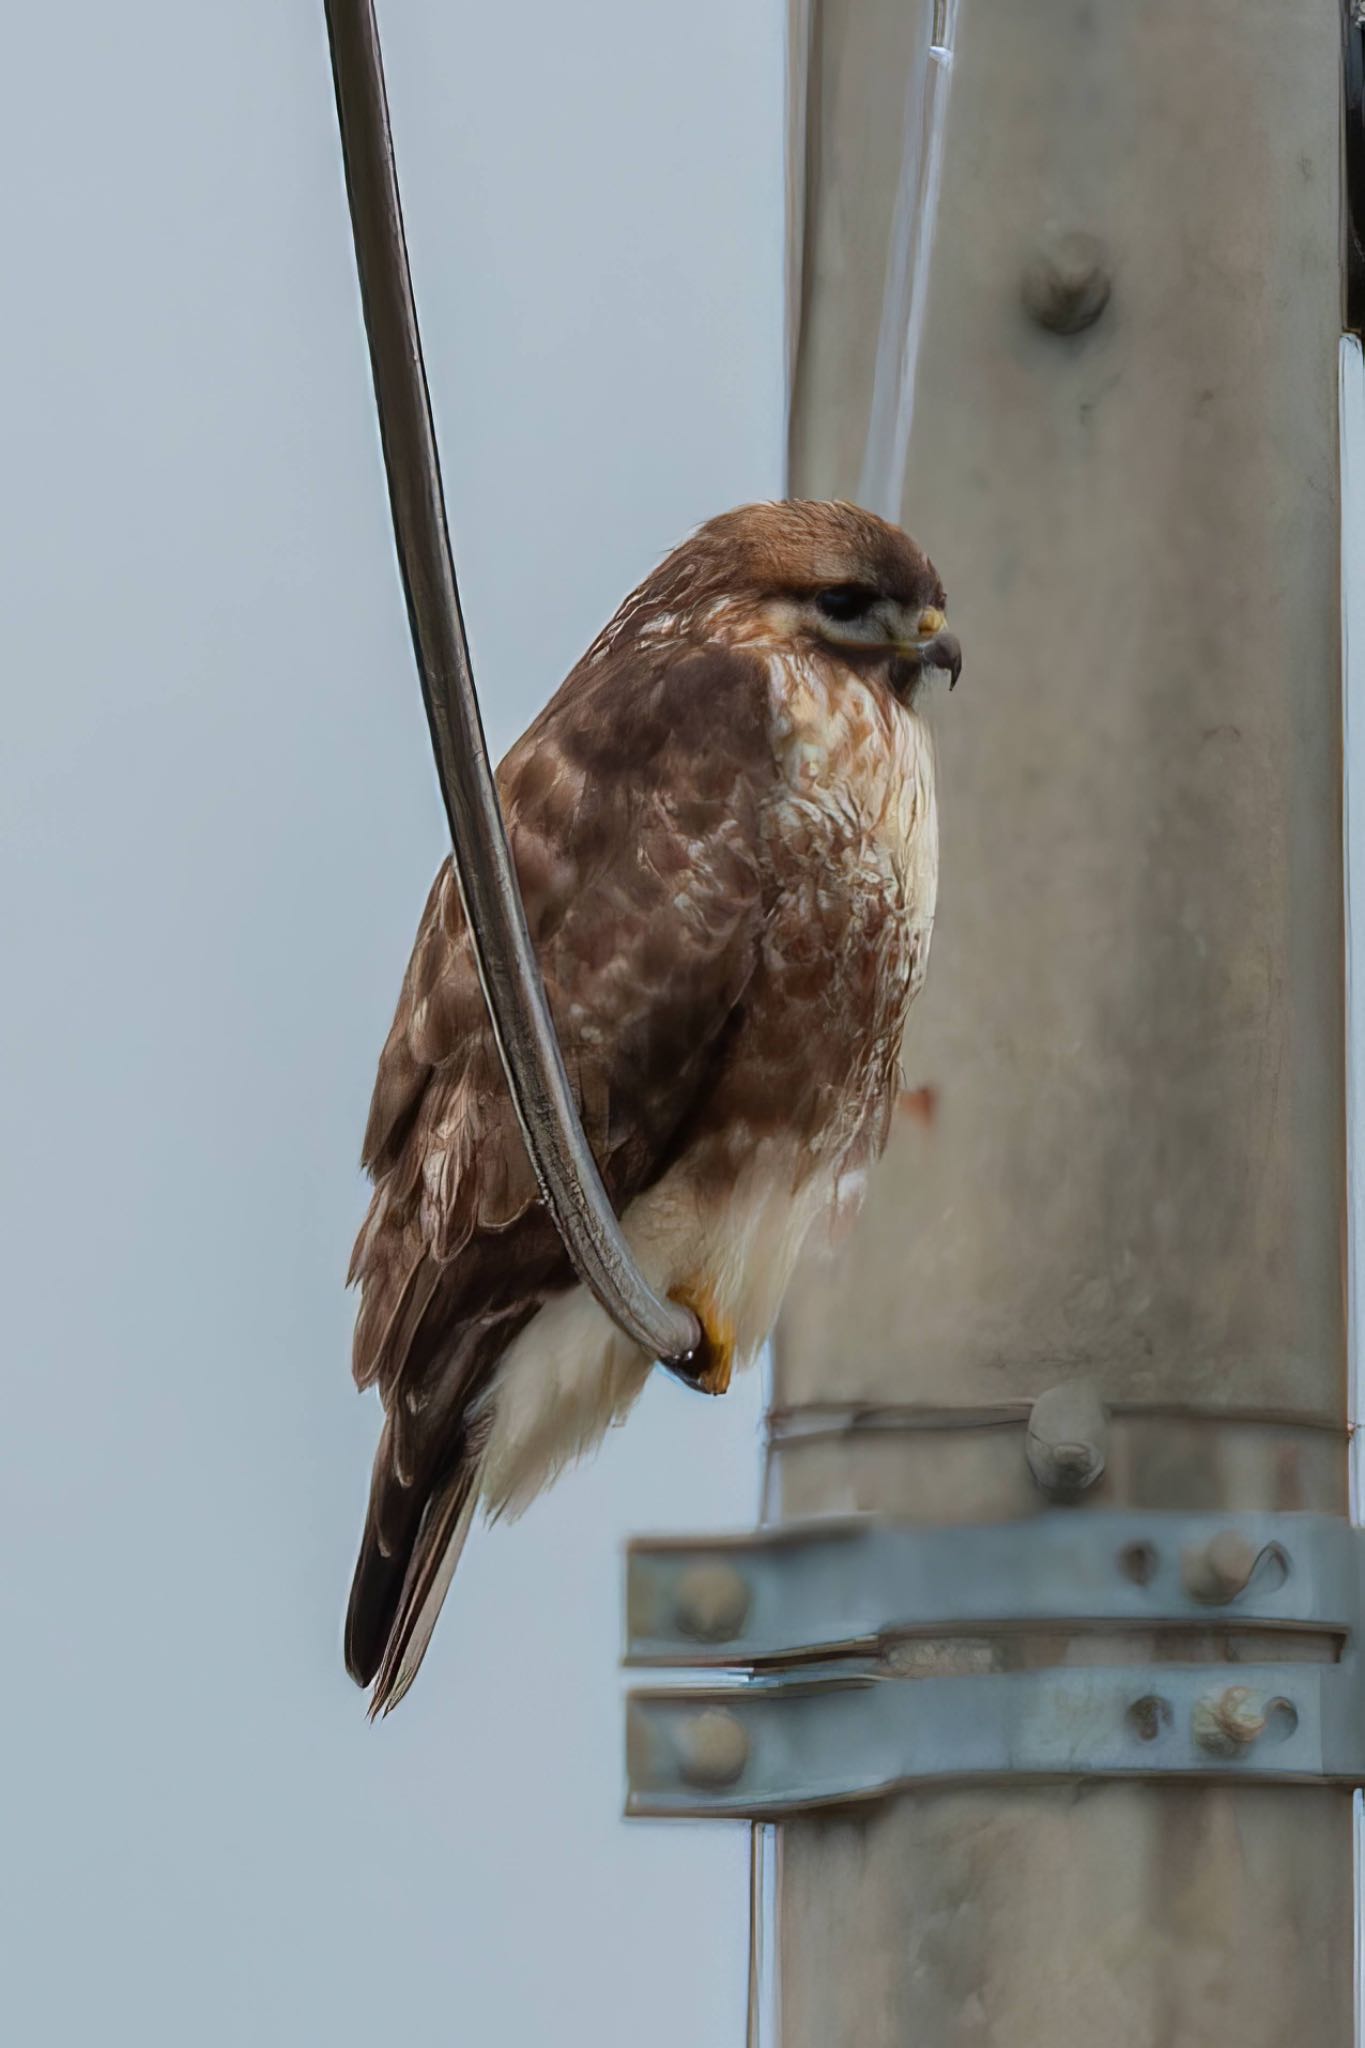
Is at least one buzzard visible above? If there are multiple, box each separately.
[346,499,960,1712]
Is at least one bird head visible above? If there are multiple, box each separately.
[653,499,961,706]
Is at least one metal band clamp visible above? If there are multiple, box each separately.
[624,1511,1365,1817]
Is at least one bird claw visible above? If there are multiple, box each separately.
[662,1288,735,1396]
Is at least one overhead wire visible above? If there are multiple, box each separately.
[322,0,701,1370]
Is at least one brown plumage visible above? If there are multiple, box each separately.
[346,500,958,1713]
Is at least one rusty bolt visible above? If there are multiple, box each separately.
[1192,1686,1267,1757]
[1181,1530,1259,1606]
[1021,228,1111,335]
[672,1561,751,1644]
[1025,1379,1108,1499]
[677,1708,750,1789]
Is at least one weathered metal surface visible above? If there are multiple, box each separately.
[777,1784,1351,2048]
[774,0,1350,2038]
[783,0,1345,1424]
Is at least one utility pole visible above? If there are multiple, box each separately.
[625,3,1361,2044]
[776,0,1350,2038]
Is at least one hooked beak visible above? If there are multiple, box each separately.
[890,606,962,698]
[920,627,962,690]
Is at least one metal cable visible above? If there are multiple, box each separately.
[322,0,701,1369]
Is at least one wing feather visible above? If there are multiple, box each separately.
[345,636,777,1696]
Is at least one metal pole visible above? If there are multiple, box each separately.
[321,0,699,1370]
[774,1,1350,2040]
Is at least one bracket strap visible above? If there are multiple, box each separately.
[626,1511,1360,1667]
[627,1660,1360,1819]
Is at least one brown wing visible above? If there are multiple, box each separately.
[345,636,775,1697]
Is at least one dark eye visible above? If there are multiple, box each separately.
[814,584,878,624]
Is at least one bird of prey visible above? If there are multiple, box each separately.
[345,499,960,1713]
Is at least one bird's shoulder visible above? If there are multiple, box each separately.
[502,627,778,822]
[356,631,781,1212]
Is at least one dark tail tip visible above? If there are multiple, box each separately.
[344,1528,410,1689]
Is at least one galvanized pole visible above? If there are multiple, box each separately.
[774,1,1350,2040]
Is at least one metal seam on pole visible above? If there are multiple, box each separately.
[763,1399,1350,1440]
[321,0,699,1368]
[1346,0,1365,334]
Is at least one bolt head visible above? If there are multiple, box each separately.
[1021,229,1111,335]
[672,1562,751,1643]
[677,1707,750,1789]
[1025,1378,1108,1498]
[1182,1530,1258,1605]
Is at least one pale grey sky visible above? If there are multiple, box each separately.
[0,4,784,2042]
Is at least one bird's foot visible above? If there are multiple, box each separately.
[662,1282,735,1397]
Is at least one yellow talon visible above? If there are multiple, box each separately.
[668,1280,735,1397]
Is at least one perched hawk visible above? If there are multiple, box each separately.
[346,499,960,1712]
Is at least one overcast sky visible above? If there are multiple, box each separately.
[0,5,783,2042]
[9,10,1365,2045]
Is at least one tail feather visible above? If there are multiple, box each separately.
[367,1464,480,1717]
[344,1445,482,1716]
[344,1297,535,1713]
[343,1417,418,1685]
[343,1522,415,1692]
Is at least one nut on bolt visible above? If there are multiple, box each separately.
[1181,1530,1259,1606]
[677,1708,750,1789]
[1192,1686,1267,1758]
[672,1561,751,1643]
